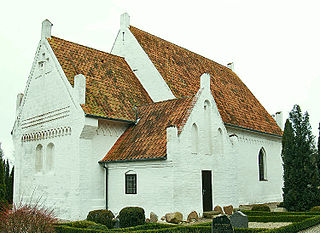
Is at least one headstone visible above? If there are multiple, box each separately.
[165,212,183,224]
[214,205,224,214]
[113,218,120,229]
[223,205,234,215]
[187,211,199,222]
[150,212,158,223]
[230,211,248,228]
[212,215,234,233]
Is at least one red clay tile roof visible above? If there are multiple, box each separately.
[101,95,196,162]
[130,26,282,136]
[48,36,152,121]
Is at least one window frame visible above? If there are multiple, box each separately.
[125,174,137,194]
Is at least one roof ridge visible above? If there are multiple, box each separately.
[130,26,227,71]
[49,36,126,60]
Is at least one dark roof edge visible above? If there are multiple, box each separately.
[224,123,282,138]
[99,156,167,164]
[85,114,135,124]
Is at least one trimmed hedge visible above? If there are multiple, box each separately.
[54,214,320,233]
[87,224,108,230]
[119,207,145,228]
[67,220,98,228]
[310,206,320,212]
[87,209,114,229]
[242,210,320,216]
[251,204,271,212]
[268,216,320,233]
[248,215,311,223]
[54,225,106,233]
[109,223,177,231]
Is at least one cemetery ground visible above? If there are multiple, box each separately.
[50,202,320,233]
[3,201,320,232]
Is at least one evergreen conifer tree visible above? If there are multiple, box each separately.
[8,166,14,203]
[282,105,320,211]
[4,160,10,202]
[0,158,6,203]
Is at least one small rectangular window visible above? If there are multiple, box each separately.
[125,174,137,194]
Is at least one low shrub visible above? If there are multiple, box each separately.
[87,209,114,229]
[310,206,320,212]
[54,225,107,232]
[119,207,145,228]
[251,204,271,212]
[0,201,57,233]
[70,220,97,228]
[86,224,108,230]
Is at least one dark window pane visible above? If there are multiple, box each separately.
[125,174,137,194]
[259,150,265,181]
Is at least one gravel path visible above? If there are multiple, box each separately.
[248,222,291,229]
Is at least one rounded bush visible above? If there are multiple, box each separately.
[86,224,108,230]
[87,209,114,229]
[119,207,145,228]
[70,220,97,228]
[251,204,271,212]
[310,206,320,212]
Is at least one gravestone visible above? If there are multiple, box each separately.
[212,215,234,233]
[230,211,248,228]
[113,218,120,229]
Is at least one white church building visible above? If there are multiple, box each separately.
[12,13,284,220]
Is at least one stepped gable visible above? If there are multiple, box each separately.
[48,36,152,122]
[130,26,282,136]
[101,95,196,162]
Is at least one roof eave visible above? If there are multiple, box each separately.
[224,123,282,138]
[85,114,135,124]
[99,156,167,164]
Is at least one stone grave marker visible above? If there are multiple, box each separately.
[113,218,120,229]
[230,211,248,228]
[212,215,234,233]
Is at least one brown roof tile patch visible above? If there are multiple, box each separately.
[130,26,282,136]
[101,96,194,162]
[48,36,152,121]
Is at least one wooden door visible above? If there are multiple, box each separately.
[202,170,213,212]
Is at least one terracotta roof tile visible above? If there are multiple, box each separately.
[130,26,282,136]
[48,36,152,121]
[101,96,195,162]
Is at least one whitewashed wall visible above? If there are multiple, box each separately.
[12,38,86,220]
[78,119,128,219]
[166,75,238,218]
[106,74,282,220]
[226,127,283,205]
[107,160,174,219]
[111,14,175,102]
[106,75,238,219]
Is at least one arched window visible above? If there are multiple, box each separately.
[46,143,54,172]
[191,123,199,154]
[258,148,267,181]
[35,144,43,173]
[204,100,212,154]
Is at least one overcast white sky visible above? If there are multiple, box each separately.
[0,0,319,160]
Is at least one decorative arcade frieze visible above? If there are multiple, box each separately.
[21,126,71,142]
